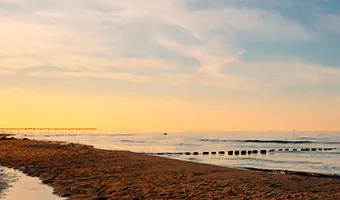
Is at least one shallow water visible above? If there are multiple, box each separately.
[0,167,64,200]
[13,131,340,175]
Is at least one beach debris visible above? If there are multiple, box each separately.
[0,137,16,141]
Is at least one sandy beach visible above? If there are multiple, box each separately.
[0,138,339,199]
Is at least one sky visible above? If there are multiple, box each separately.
[0,0,340,132]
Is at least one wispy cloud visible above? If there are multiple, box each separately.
[0,0,339,91]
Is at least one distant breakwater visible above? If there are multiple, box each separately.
[146,147,337,156]
[200,139,340,145]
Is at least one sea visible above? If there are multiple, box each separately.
[16,130,340,176]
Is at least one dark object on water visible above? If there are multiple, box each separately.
[278,149,283,151]
[285,149,289,151]
[163,133,167,136]
[235,151,240,155]
[260,150,267,154]
[203,152,209,155]
[185,152,191,155]
[312,148,317,151]
[23,138,30,140]
[318,148,322,151]
[211,151,217,155]
[218,151,225,155]
[252,150,258,154]
[248,150,252,154]
[269,149,275,152]
[293,149,298,151]
[228,151,233,155]
[193,152,199,155]
[241,150,247,155]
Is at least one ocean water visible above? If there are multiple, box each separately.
[13,131,340,175]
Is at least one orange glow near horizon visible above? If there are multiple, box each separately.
[1,89,339,132]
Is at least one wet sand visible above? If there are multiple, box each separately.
[0,176,7,196]
[0,139,339,199]
[0,169,9,198]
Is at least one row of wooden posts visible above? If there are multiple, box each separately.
[149,147,336,156]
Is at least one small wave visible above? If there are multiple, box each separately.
[243,140,313,144]
[120,140,145,143]
[240,157,323,165]
[187,158,201,161]
[200,139,230,142]
[178,143,201,146]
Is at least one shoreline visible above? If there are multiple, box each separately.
[151,153,340,179]
[0,175,8,198]
[0,134,14,138]
[0,138,339,199]
[242,167,340,180]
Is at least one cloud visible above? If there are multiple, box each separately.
[316,14,340,34]
[223,60,340,87]
[0,68,14,76]
[0,0,338,92]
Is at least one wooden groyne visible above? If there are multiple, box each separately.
[148,147,337,156]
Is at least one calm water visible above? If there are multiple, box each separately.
[0,167,64,200]
[14,131,340,175]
